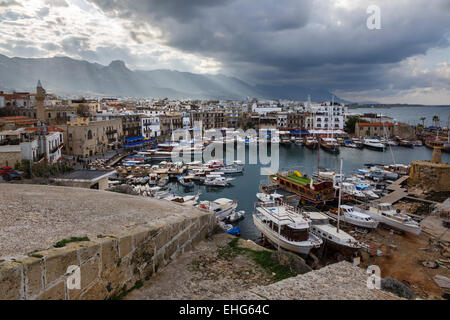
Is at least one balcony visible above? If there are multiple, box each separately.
[50,143,64,154]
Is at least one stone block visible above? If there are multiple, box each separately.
[79,280,108,300]
[100,239,119,271]
[23,258,44,298]
[0,263,23,300]
[45,249,78,285]
[36,280,65,300]
[78,242,100,264]
[119,235,133,258]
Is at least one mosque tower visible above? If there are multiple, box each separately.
[36,80,46,123]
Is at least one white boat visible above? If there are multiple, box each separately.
[164,193,200,205]
[224,210,245,223]
[204,175,233,187]
[255,191,284,203]
[327,205,379,229]
[253,204,322,256]
[367,203,421,235]
[218,164,244,174]
[301,208,361,251]
[198,198,238,220]
[363,138,386,151]
[337,182,366,199]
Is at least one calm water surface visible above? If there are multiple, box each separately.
[165,144,450,240]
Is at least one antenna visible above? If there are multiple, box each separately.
[337,157,343,234]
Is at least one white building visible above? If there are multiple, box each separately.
[141,116,161,138]
[251,103,282,115]
[20,131,63,164]
[305,101,347,131]
[277,113,288,128]
[182,116,191,128]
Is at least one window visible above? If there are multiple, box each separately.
[87,130,93,140]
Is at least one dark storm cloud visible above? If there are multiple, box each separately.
[85,0,450,96]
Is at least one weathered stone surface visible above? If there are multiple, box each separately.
[78,242,100,264]
[100,239,119,271]
[23,258,44,298]
[80,256,100,289]
[0,184,213,257]
[0,263,23,300]
[119,235,133,259]
[45,249,78,285]
[36,280,65,300]
[79,280,108,300]
[409,160,450,192]
[154,226,171,250]
[0,184,216,300]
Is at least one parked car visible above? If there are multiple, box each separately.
[2,171,21,181]
[0,166,14,175]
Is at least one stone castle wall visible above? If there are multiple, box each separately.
[0,205,215,300]
[408,160,450,192]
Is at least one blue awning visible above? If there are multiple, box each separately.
[123,141,145,147]
[290,130,309,135]
[125,136,145,143]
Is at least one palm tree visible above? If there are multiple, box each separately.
[420,117,426,127]
[432,115,440,128]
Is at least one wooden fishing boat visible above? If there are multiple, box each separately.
[269,170,336,205]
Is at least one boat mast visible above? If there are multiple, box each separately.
[337,157,343,233]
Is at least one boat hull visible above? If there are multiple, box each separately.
[320,144,340,154]
[364,144,385,151]
[326,212,379,229]
[366,211,421,235]
[253,215,317,256]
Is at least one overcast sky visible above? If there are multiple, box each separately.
[0,0,449,104]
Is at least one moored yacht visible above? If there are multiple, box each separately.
[320,136,340,154]
[256,191,284,203]
[204,174,233,187]
[363,138,386,151]
[198,198,238,220]
[327,205,379,229]
[253,203,322,256]
[367,203,421,235]
[300,207,361,251]
[304,136,318,149]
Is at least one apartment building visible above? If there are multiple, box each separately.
[60,117,123,157]
[141,116,161,138]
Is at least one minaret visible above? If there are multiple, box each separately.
[36,80,46,123]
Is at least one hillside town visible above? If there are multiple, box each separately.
[2,81,448,170]
[1,81,449,302]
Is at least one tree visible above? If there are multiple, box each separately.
[75,104,90,117]
[432,115,440,128]
[420,117,426,127]
[344,116,368,134]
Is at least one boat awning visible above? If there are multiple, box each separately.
[123,140,146,147]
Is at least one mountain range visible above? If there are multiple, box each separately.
[0,54,337,101]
